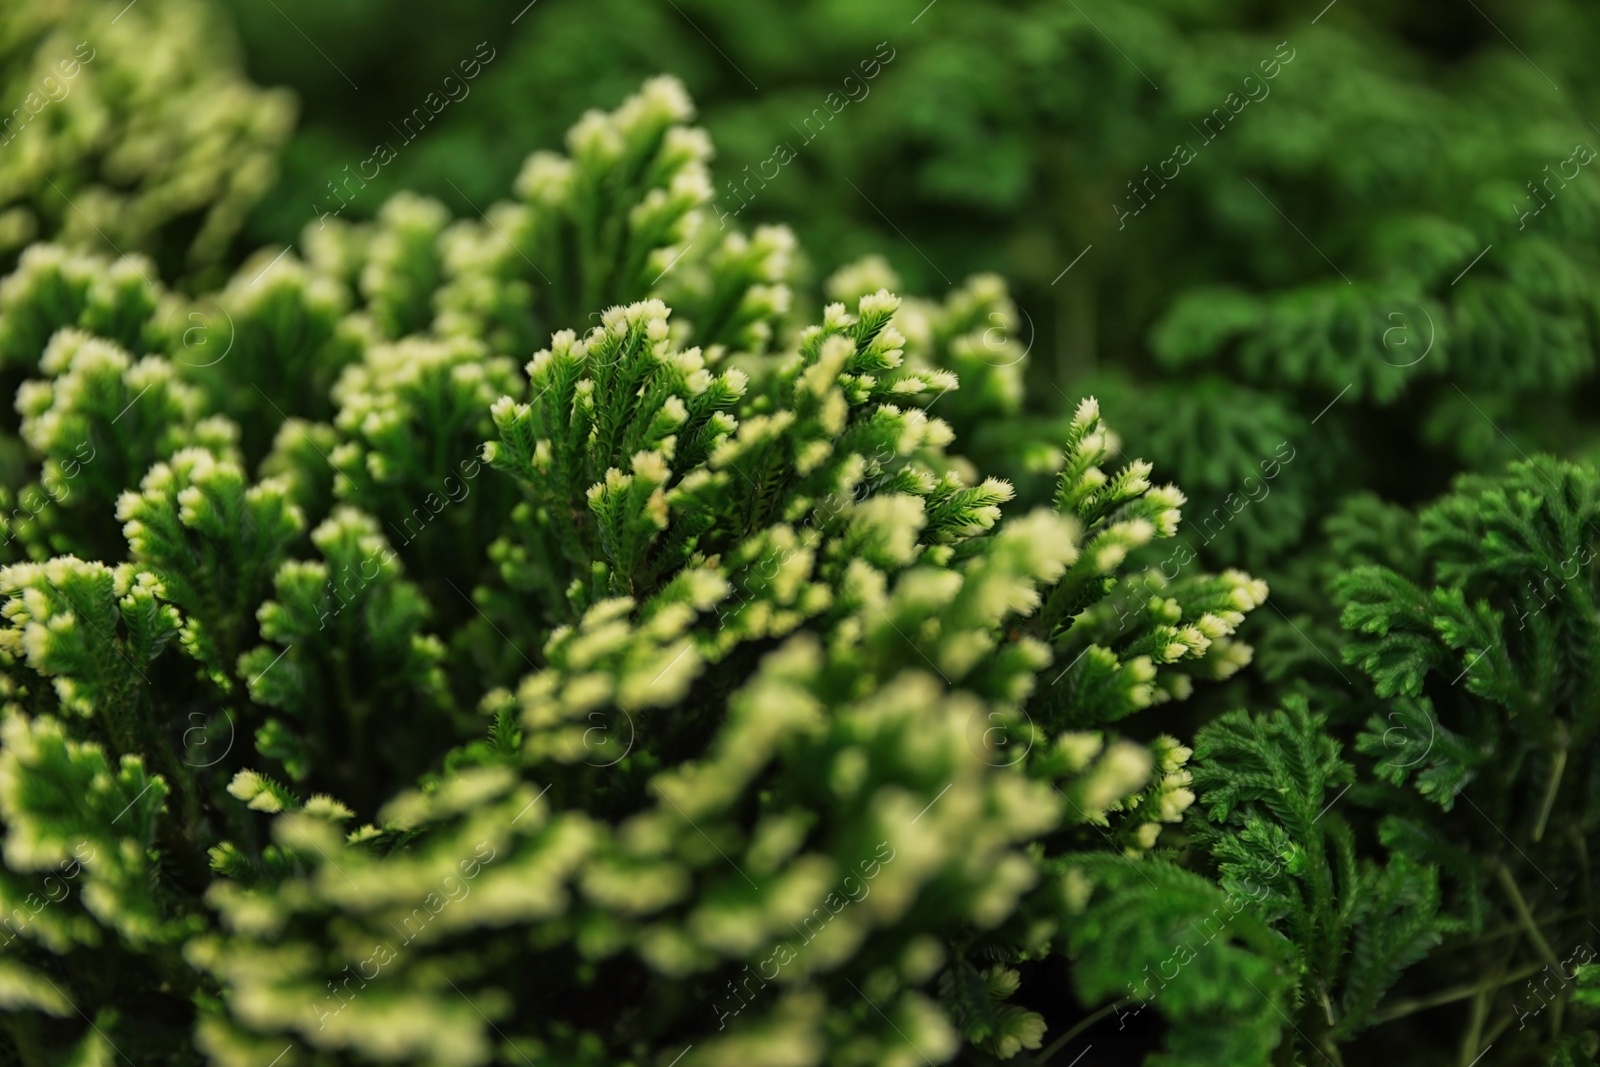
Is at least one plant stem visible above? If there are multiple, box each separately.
[1032,997,1133,1066]
[1373,962,1545,1024]
[1432,910,1592,956]
[1482,1008,1516,1049]
[1460,975,1491,1066]
[1495,861,1562,972]
[1531,721,1568,842]
[1460,937,1517,1067]
[1573,825,1593,921]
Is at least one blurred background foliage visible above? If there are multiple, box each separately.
[0,0,292,282]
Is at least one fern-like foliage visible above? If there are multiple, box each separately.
[1328,456,1600,1061]
[0,78,1275,1066]
[1189,699,1460,1060]
[0,0,292,279]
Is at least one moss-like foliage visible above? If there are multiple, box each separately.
[0,0,293,280]
[0,78,1283,1067]
[8,2,1600,1056]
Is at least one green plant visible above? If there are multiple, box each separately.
[228,0,1600,587]
[1188,699,1459,1065]
[8,0,1600,1058]
[1326,458,1600,1062]
[1151,457,1600,1067]
[0,0,293,282]
[0,77,1276,1067]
